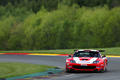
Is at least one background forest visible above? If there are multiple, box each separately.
[0,0,120,50]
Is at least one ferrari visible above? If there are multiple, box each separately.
[66,50,108,72]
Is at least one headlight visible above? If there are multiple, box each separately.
[70,60,76,63]
[93,61,99,63]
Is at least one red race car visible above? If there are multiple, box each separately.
[66,50,108,73]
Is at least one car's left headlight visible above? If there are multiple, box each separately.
[93,61,99,63]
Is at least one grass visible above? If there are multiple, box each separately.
[0,62,55,78]
[0,47,120,55]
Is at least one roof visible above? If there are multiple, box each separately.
[74,50,105,52]
[74,50,99,52]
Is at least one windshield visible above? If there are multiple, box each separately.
[73,51,100,58]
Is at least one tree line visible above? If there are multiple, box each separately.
[0,0,120,50]
[0,0,120,13]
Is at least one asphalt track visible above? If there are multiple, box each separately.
[0,55,120,80]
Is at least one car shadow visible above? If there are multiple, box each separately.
[66,71,108,74]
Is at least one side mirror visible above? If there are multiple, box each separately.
[102,55,106,58]
[69,55,71,57]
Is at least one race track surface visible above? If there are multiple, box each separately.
[0,55,120,80]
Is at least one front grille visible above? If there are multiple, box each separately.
[73,66,96,69]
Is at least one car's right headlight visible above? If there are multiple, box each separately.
[70,60,76,63]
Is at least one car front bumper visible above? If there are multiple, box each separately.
[66,63,104,72]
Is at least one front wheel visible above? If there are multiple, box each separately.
[66,68,75,73]
[66,68,71,73]
[100,68,105,73]
[100,66,107,73]
[104,66,107,72]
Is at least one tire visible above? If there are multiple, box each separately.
[100,66,108,73]
[100,69,104,73]
[66,70,71,73]
[66,68,71,73]
[105,66,108,72]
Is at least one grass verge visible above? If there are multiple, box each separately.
[0,47,120,55]
[0,62,55,78]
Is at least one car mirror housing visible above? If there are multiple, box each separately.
[69,55,71,57]
[102,55,106,58]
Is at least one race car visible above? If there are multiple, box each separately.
[66,50,107,73]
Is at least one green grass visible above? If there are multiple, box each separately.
[0,62,55,78]
[0,47,120,55]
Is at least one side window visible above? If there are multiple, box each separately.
[73,52,79,57]
[94,52,100,58]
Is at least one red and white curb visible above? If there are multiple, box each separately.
[0,53,120,57]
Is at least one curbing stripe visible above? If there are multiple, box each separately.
[106,55,120,57]
[0,53,4,54]
[0,53,120,57]
[58,54,69,56]
[3,53,31,55]
[28,53,59,56]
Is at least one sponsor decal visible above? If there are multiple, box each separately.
[81,64,87,66]
[79,61,90,63]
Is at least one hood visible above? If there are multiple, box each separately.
[73,57,98,64]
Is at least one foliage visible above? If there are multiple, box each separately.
[15,5,120,50]
[0,0,120,13]
[0,1,120,50]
